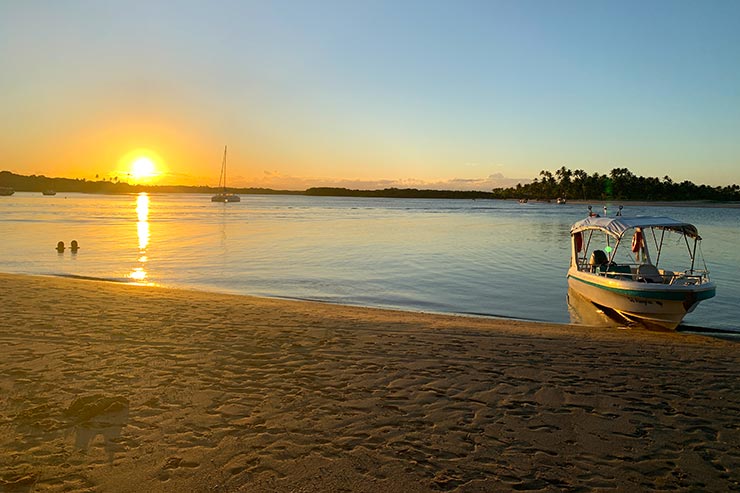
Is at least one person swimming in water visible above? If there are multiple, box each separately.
[56,241,65,253]
[70,240,79,253]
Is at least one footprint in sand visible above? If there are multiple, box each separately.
[64,394,130,459]
[158,456,201,481]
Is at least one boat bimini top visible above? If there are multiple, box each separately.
[571,216,700,240]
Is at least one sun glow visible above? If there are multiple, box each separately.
[131,156,157,181]
[118,149,164,184]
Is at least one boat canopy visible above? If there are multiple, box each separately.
[570,216,700,239]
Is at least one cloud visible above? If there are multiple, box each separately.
[232,171,530,191]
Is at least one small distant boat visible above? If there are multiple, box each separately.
[42,190,56,196]
[518,198,528,204]
[556,197,566,204]
[567,209,716,330]
[211,146,240,203]
[0,187,14,196]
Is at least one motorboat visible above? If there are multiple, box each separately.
[211,146,241,203]
[556,197,566,204]
[42,189,56,196]
[0,187,14,196]
[567,207,716,329]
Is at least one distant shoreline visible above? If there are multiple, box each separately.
[3,187,740,208]
[3,169,740,204]
[562,198,740,209]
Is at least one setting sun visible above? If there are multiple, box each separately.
[131,157,156,180]
[117,149,165,183]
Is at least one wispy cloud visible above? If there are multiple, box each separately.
[230,171,530,191]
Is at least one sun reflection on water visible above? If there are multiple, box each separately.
[130,193,150,282]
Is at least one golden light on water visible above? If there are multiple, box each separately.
[137,221,150,252]
[130,193,150,282]
[136,193,150,220]
[136,193,150,250]
[129,267,147,281]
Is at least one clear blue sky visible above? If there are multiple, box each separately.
[1,0,739,189]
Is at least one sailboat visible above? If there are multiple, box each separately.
[211,146,241,203]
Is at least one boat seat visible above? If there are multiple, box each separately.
[637,264,663,283]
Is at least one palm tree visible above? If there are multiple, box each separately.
[572,169,588,199]
[555,166,573,197]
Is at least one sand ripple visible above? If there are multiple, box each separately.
[1,273,739,492]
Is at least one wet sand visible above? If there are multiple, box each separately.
[1,273,739,492]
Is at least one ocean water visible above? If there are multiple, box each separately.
[1,192,738,332]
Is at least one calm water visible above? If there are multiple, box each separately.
[2,192,738,332]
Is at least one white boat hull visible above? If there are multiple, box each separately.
[567,268,716,330]
[211,193,240,203]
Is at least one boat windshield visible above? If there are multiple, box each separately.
[576,225,708,280]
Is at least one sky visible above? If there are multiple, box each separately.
[1,0,739,190]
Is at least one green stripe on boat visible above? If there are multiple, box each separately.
[568,275,716,301]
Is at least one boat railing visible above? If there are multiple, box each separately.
[577,261,710,285]
[668,271,711,286]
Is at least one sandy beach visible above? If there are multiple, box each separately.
[1,273,738,492]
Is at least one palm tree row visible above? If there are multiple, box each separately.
[492,167,740,202]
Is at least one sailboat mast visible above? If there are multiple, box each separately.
[222,145,228,193]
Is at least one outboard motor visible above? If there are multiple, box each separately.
[589,250,608,267]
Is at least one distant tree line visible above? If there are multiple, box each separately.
[0,171,302,195]
[304,187,495,199]
[491,167,740,202]
[0,171,496,199]
[3,168,739,202]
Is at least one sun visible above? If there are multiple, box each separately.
[131,156,157,181]
[117,149,165,184]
